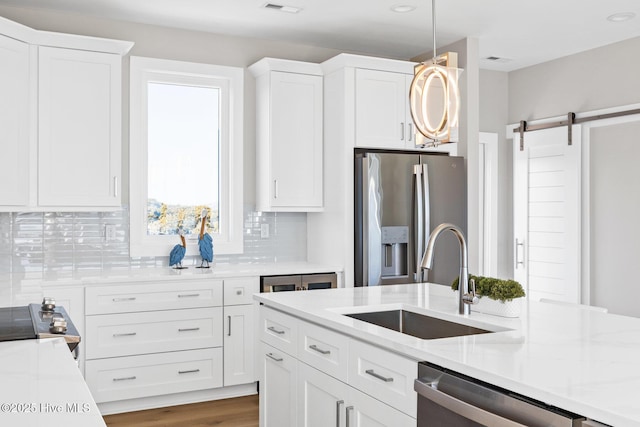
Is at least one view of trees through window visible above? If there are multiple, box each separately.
[146,82,220,236]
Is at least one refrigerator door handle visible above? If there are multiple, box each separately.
[422,162,431,266]
[414,164,424,281]
[362,157,370,286]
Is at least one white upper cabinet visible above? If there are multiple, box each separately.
[0,34,30,209]
[355,68,416,149]
[250,58,323,212]
[38,47,121,207]
[0,16,133,211]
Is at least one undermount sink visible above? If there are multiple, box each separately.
[345,309,492,340]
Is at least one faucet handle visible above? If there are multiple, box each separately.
[463,278,479,305]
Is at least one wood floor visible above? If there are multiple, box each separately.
[103,395,259,427]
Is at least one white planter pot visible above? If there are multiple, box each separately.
[472,297,522,318]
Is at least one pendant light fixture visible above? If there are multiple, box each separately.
[409,0,462,144]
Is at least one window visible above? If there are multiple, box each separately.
[130,57,243,256]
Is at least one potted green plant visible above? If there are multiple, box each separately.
[452,275,526,317]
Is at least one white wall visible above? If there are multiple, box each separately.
[479,70,511,278]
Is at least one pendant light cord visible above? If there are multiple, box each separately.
[432,0,437,61]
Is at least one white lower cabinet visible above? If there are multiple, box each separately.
[260,342,297,427]
[85,277,258,409]
[224,304,255,386]
[259,306,417,427]
[298,362,414,427]
[85,348,222,402]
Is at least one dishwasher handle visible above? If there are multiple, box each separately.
[414,378,527,427]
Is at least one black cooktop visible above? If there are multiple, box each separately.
[0,306,37,342]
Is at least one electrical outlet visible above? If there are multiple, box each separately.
[261,223,269,238]
[105,224,117,241]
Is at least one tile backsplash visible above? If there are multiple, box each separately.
[0,205,307,282]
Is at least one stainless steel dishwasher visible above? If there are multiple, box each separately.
[415,362,588,426]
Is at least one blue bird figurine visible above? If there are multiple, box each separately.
[197,208,213,268]
[169,229,187,269]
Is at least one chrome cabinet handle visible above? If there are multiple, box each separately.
[414,378,527,427]
[178,369,200,374]
[114,176,118,197]
[345,406,354,427]
[267,326,285,335]
[113,332,137,337]
[408,123,413,142]
[365,369,393,382]
[309,344,331,355]
[336,400,344,427]
[113,376,136,382]
[274,179,279,199]
[178,327,200,332]
[227,316,232,336]
[400,122,405,140]
[178,293,200,298]
[112,297,136,302]
[266,352,283,362]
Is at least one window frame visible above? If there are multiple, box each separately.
[129,56,243,257]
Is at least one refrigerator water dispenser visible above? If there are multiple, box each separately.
[381,226,408,278]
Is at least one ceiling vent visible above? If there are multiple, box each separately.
[263,3,302,13]
[484,56,512,63]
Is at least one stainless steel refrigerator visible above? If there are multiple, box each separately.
[354,149,466,287]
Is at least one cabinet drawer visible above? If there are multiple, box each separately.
[224,277,259,305]
[85,280,223,315]
[85,307,222,359]
[85,348,222,403]
[298,320,349,382]
[260,306,297,356]
[349,339,417,418]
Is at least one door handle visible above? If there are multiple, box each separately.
[335,400,344,427]
[515,239,525,268]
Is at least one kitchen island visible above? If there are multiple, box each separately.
[0,337,105,427]
[255,283,640,427]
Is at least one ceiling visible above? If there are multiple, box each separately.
[1,0,640,71]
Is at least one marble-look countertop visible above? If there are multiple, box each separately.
[0,338,105,427]
[255,283,640,427]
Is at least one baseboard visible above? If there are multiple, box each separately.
[98,383,258,415]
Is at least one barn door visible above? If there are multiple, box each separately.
[513,126,581,303]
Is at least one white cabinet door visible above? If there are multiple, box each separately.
[347,386,415,427]
[38,46,121,207]
[297,361,414,427]
[259,70,323,211]
[297,361,346,427]
[0,34,30,208]
[355,69,415,149]
[223,304,255,386]
[260,342,297,427]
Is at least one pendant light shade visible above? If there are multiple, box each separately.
[409,0,462,145]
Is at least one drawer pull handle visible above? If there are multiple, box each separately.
[113,332,137,337]
[112,297,136,302]
[113,376,136,382]
[228,316,232,336]
[309,344,331,355]
[365,369,394,383]
[178,293,200,298]
[178,327,200,332]
[335,400,344,427]
[267,326,285,335]
[266,353,283,362]
[178,369,200,375]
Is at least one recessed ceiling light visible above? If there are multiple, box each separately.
[391,4,417,13]
[606,12,636,22]
[263,3,302,13]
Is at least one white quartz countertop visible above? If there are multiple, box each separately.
[255,283,640,427]
[36,262,341,286]
[0,338,105,427]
